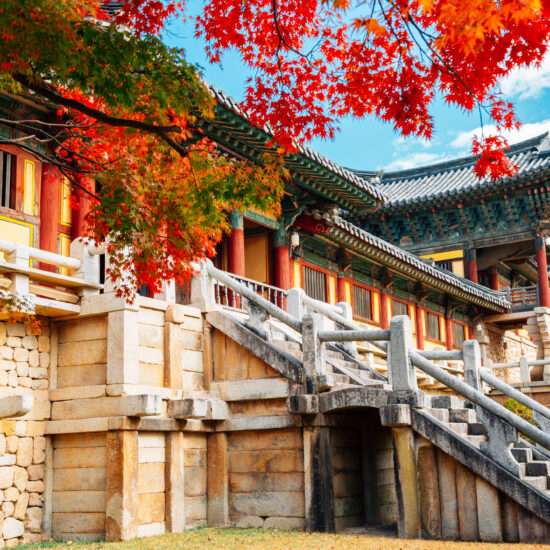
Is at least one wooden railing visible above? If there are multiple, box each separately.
[0,238,102,316]
[213,273,287,310]
[496,285,538,310]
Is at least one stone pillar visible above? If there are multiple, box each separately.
[165,431,185,532]
[392,426,421,539]
[489,268,499,291]
[466,248,478,284]
[39,164,60,272]
[228,212,245,277]
[414,304,424,350]
[303,423,335,532]
[207,432,229,526]
[71,175,94,240]
[380,291,389,330]
[106,430,138,541]
[535,236,550,308]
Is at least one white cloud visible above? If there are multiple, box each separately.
[392,135,432,149]
[382,152,451,171]
[500,53,550,100]
[451,119,550,150]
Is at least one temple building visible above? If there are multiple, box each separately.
[1,85,550,545]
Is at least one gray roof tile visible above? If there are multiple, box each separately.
[352,133,550,208]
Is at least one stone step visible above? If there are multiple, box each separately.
[447,422,469,436]
[525,461,550,477]
[465,435,485,448]
[448,408,477,423]
[511,447,533,463]
[335,365,376,380]
[431,395,465,409]
[424,408,449,423]
[522,476,547,491]
[467,422,487,436]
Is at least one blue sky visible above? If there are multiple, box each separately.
[164,9,550,174]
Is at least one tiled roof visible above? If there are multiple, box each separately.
[330,216,509,310]
[352,133,550,208]
[207,85,386,203]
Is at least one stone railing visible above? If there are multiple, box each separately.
[489,356,550,383]
[0,238,103,316]
[192,261,550,469]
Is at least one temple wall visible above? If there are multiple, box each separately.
[0,320,51,546]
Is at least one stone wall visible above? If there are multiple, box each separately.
[0,320,50,546]
[417,437,549,542]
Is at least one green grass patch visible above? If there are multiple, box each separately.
[15,528,550,550]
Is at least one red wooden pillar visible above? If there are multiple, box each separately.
[337,275,347,303]
[273,227,290,290]
[39,164,60,272]
[536,236,550,308]
[445,317,453,351]
[380,291,389,330]
[466,248,478,284]
[415,304,424,350]
[488,268,499,291]
[467,325,475,340]
[228,212,245,277]
[71,175,94,240]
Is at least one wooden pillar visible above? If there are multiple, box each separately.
[207,432,229,526]
[274,226,290,289]
[39,164,60,272]
[468,324,475,340]
[337,274,347,303]
[71,175,94,239]
[392,426,421,539]
[228,212,245,277]
[415,304,424,350]
[489,268,499,291]
[466,248,478,284]
[535,236,550,308]
[106,430,138,541]
[304,423,335,532]
[165,431,186,532]
[445,317,453,351]
[380,291,389,330]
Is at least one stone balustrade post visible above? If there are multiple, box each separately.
[389,315,417,393]
[287,287,306,320]
[6,245,30,295]
[302,312,333,392]
[189,261,216,311]
[463,339,482,392]
[335,301,358,359]
[70,238,101,296]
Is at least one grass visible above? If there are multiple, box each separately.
[16,528,550,550]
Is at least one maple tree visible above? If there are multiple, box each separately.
[1,0,549,294]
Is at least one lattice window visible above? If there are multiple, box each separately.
[426,311,441,341]
[0,151,14,209]
[453,322,466,348]
[353,285,372,320]
[303,265,326,302]
[392,299,408,317]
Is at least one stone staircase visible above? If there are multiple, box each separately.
[267,319,391,391]
[425,394,550,495]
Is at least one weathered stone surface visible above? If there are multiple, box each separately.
[263,516,305,530]
[229,450,303,473]
[231,491,304,518]
[207,432,228,527]
[1,502,13,517]
[58,340,106,367]
[15,438,33,467]
[455,462,478,541]
[6,325,24,338]
[53,467,105,492]
[52,491,105,513]
[475,477,502,542]
[13,493,28,520]
[0,468,14,490]
[52,395,162,420]
[4,488,18,502]
[12,467,27,492]
[2,517,23,539]
[26,507,42,533]
[436,449,459,540]
[26,465,43,481]
[229,472,304,493]
[417,445,440,539]
[138,462,164,494]
[51,511,104,534]
[235,516,263,528]
[138,492,165,524]
[165,431,185,533]
[21,336,37,350]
